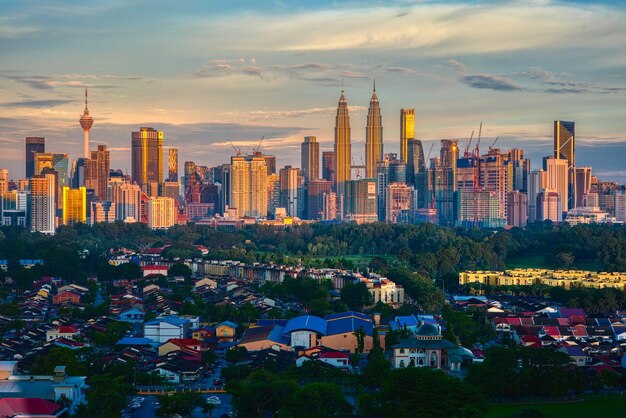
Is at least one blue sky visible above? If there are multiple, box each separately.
[1,0,625,180]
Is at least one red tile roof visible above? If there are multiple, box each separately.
[56,326,78,334]
[0,398,62,416]
[320,351,350,359]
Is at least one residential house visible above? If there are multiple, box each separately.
[238,325,290,352]
[52,291,81,305]
[158,338,205,357]
[144,316,191,344]
[216,321,238,342]
[119,307,145,323]
[0,398,66,417]
[46,326,79,342]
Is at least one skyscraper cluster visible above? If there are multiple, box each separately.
[1,86,625,234]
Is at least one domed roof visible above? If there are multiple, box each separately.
[416,323,440,337]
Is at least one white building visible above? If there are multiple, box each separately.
[147,196,177,229]
[144,316,191,344]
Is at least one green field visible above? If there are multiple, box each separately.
[486,395,626,418]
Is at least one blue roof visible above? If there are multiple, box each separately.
[595,318,611,326]
[19,259,44,265]
[0,260,7,265]
[268,325,290,345]
[323,312,374,336]
[564,345,585,357]
[394,315,419,328]
[218,321,238,329]
[116,337,153,345]
[283,315,327,336]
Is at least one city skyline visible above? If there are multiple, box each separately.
[1,0,626,180]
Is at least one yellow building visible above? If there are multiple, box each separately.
[459,268,626,291]
[62,186,86,225]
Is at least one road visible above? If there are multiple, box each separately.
[130,359,233,417]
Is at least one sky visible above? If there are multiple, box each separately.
[1,0,625,180]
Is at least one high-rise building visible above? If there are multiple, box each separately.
[162,181,179,201]
[430,140,458,225]
[266,173,280,217]
[322,151,335,185]
[279,165,302,218]
[545,157,569,216]
[345,178,377,224]
[323,192,340,221]
[0,169,8,195]
[377,154,406,221]
[574,167,592,208]
[91,201,115,225]
[385,182,413,223]
[131,127,163,185]
[537,189,562,223]
[226,155,268,218]
[30,173,56,234]
[147,196,177,229]
[301,136,319,181]
[527,170,546,223]
[615,193,626,222]
[306,179,332,221]
[0,190,29,227]
[456,190,505,228]
[365,82,383,179]
[111,182,141,222]
[400,109,415,163]
[34,153,69,211]
[554,120,576,209]
[62,186,87,225]
[334,86,351,194]
[168,148,179,182]
[85,145,110,201]
[507,149,530,192]
[79,88,94,158]
[506,190,528,227]
[406,139,427,208]
[25,137,45,179]
[478,148,507,222]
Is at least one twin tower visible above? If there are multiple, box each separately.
[334,82,382,193]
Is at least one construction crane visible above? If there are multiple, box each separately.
[489,136,499,152]
[253,135,265,154]
[226,138,241,156]
[464,130,474,158]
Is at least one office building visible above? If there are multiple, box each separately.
[406,139,427,208]
[527,170,546,223]
[554,120,576,209]
[322,151,335,185]
[323,192,340,221]
[345,178,377,224]
[545,157,569,215]
[385,182,414,223]
[168,148,178,182]
[615,193,626,222]
[365,82,383,179]
[161,181,179,201]
[400,109,415,163]
[507,149,530,192]
[30,174,56,234]
[575,167,592,208]
[506,190,528,227]
[0,169,8,195]
[334,86,351,194]
[301,136,319,181]
[34,153,69,211]
[1,190,29,227]
[111,182,141,222]
[537,189,562,223]
[79,88,94,158]
[279,165,302,218]
[85,145,110,201]
[266,173,280,217]
[131,127,163,185]
[226,155,268,218]
[62,186,87,225]
[91,201,115,224]
[147,196,177,229]
[456,190,505,228]
[25,137,45,178]
[377,154,406,221]
[306,179,332,221]
[478,148,507,222]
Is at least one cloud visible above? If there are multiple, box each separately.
[225,106,367,121]
[1,99,74,108]
[460,74,524,91]
[449,59,524,92]
[519,67,626,94]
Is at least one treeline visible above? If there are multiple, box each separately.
[2,221,626,289]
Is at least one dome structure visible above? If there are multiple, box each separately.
[416,323,442,340]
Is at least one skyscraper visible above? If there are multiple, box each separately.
[25,137,45,178]
[406,139,427,207]
[400,109,415,163]
[0,169,8,195]
[30,173,56,234]
[345,178,377,224]
[226,155,268,218]
[62,186,87,225]
[365,81,383,179]
[131,127,163,185]
[322,151,335,185]
[279,165,302,217]
[111,182,141,222]
[79,88,94,159]
[334,86,351,194]
[575,167,592,208]
[385,182,414,223]
[301,136,319,181]
[34,153,69,211]
[168,148,179,182]
[545,157,569,216]
[306,179,332,221]
[86,145,110,201]
[147,196,177,229]
[554,120,575,209]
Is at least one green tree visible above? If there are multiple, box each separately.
[340,281,374,310]
[168,263,193,281]
[282,383,352,417]
[30,347,87,376]
[86,374,134,418]
[156,392,205,417]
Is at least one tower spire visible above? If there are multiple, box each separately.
[373,77,376,92]
[341,77,344,93]
[84,87,88,112]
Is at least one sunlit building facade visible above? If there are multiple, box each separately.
[131,127,163,185]
[30,174,56,234]
[400,109,415,163]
